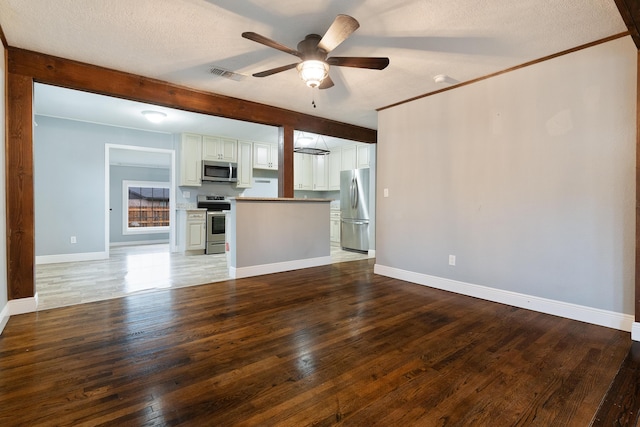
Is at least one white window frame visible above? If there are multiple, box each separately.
[122,180,171,235]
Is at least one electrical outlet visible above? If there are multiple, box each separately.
[182,191,190,199]
[70,236,77,244]
[449,255,456,266]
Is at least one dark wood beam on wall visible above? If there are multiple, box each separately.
[6,72,34,300]
[615,0,640,49]
[278,126,294,198]
[5,47,376,301]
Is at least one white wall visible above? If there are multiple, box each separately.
[376,37,636,323]
[0,48,9,334]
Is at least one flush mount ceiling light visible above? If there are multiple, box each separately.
[141,110,167,124]
[433,74,448,84]
[433,74,459,85]
[296,60,330,88]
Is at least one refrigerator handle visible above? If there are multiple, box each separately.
[353,177,358,209]
[351,177,356,209]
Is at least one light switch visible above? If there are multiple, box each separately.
[183,191,191,199]
[383,188,389,198]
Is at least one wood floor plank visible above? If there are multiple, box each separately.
[0,259,633,426]
[592,341,640,426]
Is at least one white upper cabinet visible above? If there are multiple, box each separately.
[357,144,370,169]
[313,155,329,191]
[202,136,237,162]
[236,140,253,188]
[328,150,341,191]
[294,152,313,190]
[253,142,278,170]
[179,133,202,187]
[341,144,370,171]
[341,145,357,171]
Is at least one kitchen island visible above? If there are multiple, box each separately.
[226,197,331,279]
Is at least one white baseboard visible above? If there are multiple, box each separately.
[0,302,9,335]
[109,240,169,247]
[9,294,38,315]
[36,251,108,265]
[0,295,39,336]
[632,322,640,341]
[374,264,634,333]
[230,256,332,279]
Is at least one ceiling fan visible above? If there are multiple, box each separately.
[242,14,389,89]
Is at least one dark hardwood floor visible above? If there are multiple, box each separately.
[592,341,640,426]
[0,259,634,426]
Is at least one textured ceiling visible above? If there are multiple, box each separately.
[0,0,628,130]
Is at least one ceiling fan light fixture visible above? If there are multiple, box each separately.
[297,60,329,88]
[141,110,167,124]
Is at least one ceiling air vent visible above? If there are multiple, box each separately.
[209,66,246,81]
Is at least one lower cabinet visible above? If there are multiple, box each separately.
[330,210,341,244]
[185,210,206,252]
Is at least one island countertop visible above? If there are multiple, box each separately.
[230,197,331,203]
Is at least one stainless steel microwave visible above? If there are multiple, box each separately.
[202,160,238,183]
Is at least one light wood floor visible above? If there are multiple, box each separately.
[35,243,370,310]
[1,260,632,426]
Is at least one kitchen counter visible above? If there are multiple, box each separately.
[226,198,331,278]
[231,197,331,203]
[175,203,200,210]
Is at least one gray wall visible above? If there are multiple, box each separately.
[230,200,330,267]
[376,37,636,314]
[109,165,171,244]
[34,115,174,256]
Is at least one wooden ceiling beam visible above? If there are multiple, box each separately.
[615,0,640,49]
[7,47,377,144]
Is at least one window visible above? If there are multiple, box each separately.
[123,180,170,235]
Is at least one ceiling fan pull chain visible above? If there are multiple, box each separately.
[311,87,317,108]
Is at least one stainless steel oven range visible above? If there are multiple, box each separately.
[197,195,231,255]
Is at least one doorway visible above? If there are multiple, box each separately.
[106,144,177,255]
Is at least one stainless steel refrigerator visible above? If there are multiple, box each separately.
[340,168,370,252]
